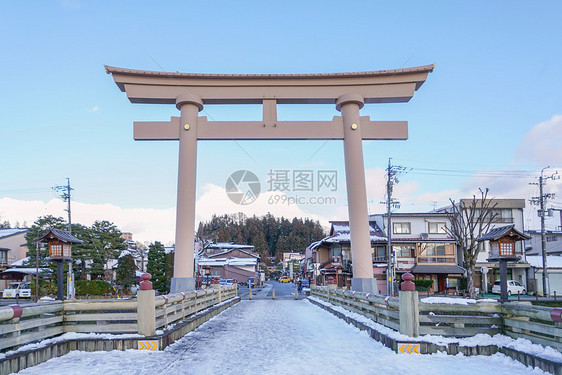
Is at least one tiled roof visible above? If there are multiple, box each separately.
[477,225,530,242]
[36,228,83,244]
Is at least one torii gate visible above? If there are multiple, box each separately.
[106,64,434,294]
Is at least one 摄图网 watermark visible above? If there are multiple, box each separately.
[225,169,338,206]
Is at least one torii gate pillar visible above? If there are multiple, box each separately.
[337,94,377,292]
[170,93,203,292]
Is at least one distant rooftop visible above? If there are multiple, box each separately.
[0,228,28,239]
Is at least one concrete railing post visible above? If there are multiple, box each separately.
[327,276,337,290]
[211,277,222,303]
[399,273,419,337]
[137,273,156,336]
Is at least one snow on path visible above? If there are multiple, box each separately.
[15,300,547,375]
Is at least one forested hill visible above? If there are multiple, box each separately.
[196,213,327,259]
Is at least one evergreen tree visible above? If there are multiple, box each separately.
[116,254,137,289]
[88,220,127,280]
[147,241,168,293]
[196,212,327,256]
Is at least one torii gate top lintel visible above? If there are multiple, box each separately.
[105,64,434,105]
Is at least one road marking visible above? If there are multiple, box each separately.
[138,340,158,351]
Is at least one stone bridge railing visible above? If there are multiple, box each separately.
[311,282,562,351]
[0,275,237,353]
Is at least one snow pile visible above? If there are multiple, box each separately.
[421,297,498,305]
[0,332,143,360]
[310,296,562,363]
[422,297,478,305]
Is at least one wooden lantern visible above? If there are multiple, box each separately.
[36,228,83,260]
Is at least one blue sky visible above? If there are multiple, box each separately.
[1,1,561,243]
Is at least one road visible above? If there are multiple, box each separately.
[17,298,544,375]
[237,280,306,300]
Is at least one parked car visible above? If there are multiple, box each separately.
[2,282,32,299]
[492,280,526,296]
[279,276,291,283]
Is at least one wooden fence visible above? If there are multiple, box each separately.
[311,286,562,351]
[0,285,237,353]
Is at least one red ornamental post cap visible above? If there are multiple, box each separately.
[140,273,153,290]
[328,276,336,284]
[551,308,562,322]
[9,304,23,319]
[401,272,416,292]
[211,277,220,284]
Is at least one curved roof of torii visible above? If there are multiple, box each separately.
[105,64,434,105]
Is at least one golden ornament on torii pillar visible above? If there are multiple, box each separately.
[106,64,434,294]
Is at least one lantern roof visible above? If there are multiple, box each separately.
[476,224,530,242]
[36,228,83,244]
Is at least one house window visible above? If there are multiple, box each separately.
[547,236,558,242]
[491,209,513,223]
[0,250,7,265]
[393,222,411,234]
[211,269,221,277]
[372,246,386,262]
[428,222,447,234]
[417,243,455,263]
[330,246,342,261]
[393,245,414,257]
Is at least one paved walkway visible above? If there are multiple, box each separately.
[18,300,545,375]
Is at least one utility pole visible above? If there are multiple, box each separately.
[383,159,405,296]
[54,178,74,299]
[530,167,559,296]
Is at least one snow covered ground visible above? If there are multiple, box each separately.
[15,300,548,375]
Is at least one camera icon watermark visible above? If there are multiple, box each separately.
[225,170,261,205]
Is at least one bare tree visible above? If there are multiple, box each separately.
[446,188,498,298]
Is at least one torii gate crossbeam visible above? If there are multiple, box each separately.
[106,65,434,294]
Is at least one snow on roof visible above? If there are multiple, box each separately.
[198,257,257,267]
[208,248,259,258]
[421,297,498,305]
[118,250,132,258]
[10,257,29,267]
[208,242,255,250]
[526,255,562,268]
[324,221,387,243]
[0,228,27,239]
[2,268,50,275]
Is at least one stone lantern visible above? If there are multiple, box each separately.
[37,228,83,300]
[478,224,530,302]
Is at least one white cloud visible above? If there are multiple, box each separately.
[515,114,562,166]
[0,197,175,245]
[87,106,99,113]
